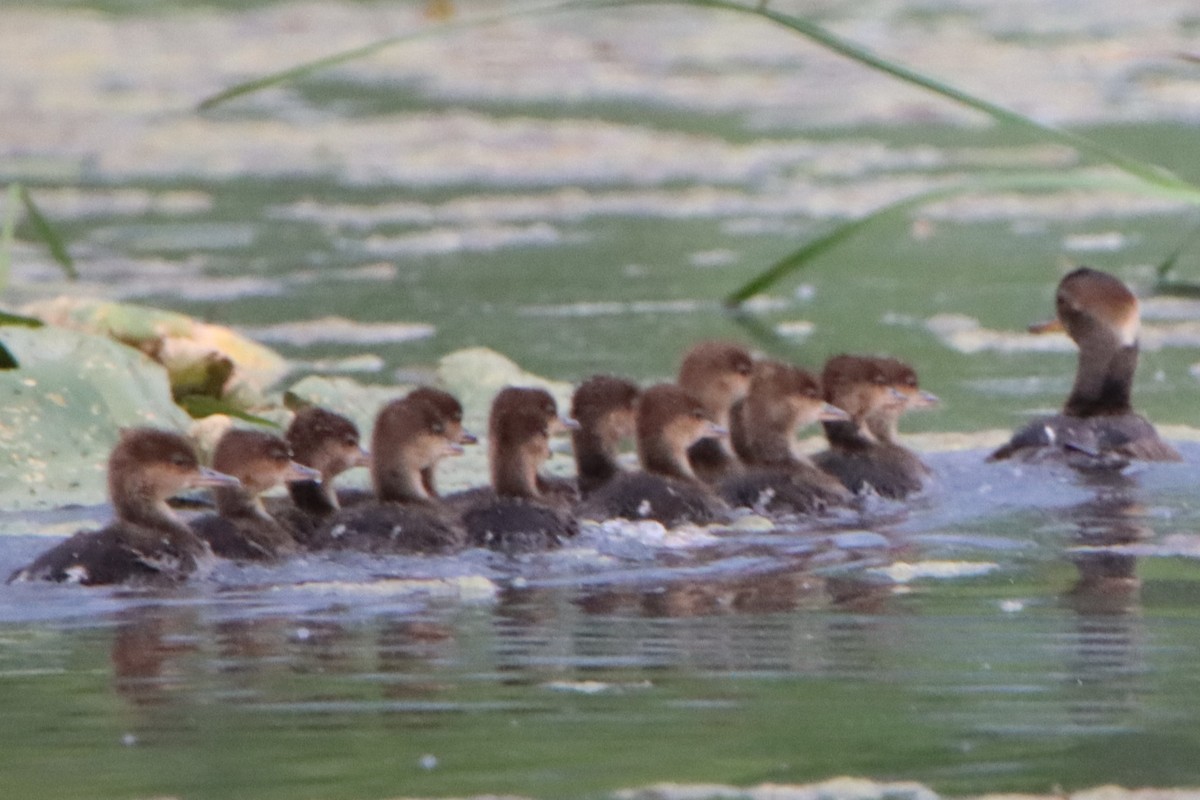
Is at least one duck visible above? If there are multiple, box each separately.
[269,406,370,547]
[9,428,238,586]
[989,266,1181,466]
[404,385,478,498]
[812,355,929,499]
[720,360,853,516]
[312,394,468,554]
[569,375,641,498]
[579,383,731,527]
[677,340,754,484]
[191,429,321,561]
[459,386,580,552]
[864,356,940,446]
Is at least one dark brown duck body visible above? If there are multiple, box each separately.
[269,406,370,547]
[10,428,237,586]
[677,341,753,485]
[192,429,320,561]
[459,387,579,553]
[812,355,930,500]
[580,383,730,527]
[314,394,468,554]
[570,375,640,498]
[720,360,852,516]
[990,267,1180,466]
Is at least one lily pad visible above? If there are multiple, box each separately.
[22,295,291,408]
[437,346,573,426]
[0,325,193,511]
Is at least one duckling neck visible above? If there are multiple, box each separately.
[214,485,272,521]
[739,406,801,467]
[288,479,339,514]
[572,428,621,490]
[491,448,541,499]
[822,419,876,452]
[1064,342,1136,417]
[640,436,696,482]
[114,493,194,540]
[374,458,431,504]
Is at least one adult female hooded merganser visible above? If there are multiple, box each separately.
[459,387,580,552]
[9,428,238,586]
[579,383,731,527]
[721,360,852,516]
[677,341,754,484]
[989,267,1181,465]
[270,406,370,547]
[569,375,640,498]
[313,395,468,554]
[813,355,929,499]
[192,429,321,561]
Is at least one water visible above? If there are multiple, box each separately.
[4,1,1200,797]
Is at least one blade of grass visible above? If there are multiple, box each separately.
[724,170,1197,306]
[0,310,43,328]
[638,0,1199,195]
[197,0,590,111]
[0,184,17,292]
[177,394,281,427]
[18,187,76,280]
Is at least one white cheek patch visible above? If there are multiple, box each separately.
[1115,300,1140,347]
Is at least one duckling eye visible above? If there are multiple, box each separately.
[431,422,445,435]
[691,410,706,420]
[872,375,887,385]
[169,453,191,468]
[343,434,358,447]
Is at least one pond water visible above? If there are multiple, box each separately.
[4,1,1200,798]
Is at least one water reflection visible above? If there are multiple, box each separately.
[1058,470,1150,733]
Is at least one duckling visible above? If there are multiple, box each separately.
[865,357,940,446]
[313,395,468,554]
[460,387,580,552]
[9,428,238,586]
[570,375,640,498]
[269,406,370,547]
[579,383,731,526]
[192,429,320,561]
[405,386,478,497]
[720,360,852,515]
[813,355,928,499]
[677,340,754,484]
[989,267,1181,465]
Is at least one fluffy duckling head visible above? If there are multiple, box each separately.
[677,341,754,423]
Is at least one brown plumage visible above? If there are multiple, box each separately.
[458,387,579,552]
[10,428,237,586]
[813,355,930,499]
[269,406,370,546]
[721,360,852,515]
[192,429,320,561]
[313,395,467,554]
[677,340,754,484]
[580,383,731,526]
[570,375,640,498]
[990,267,1181,465]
